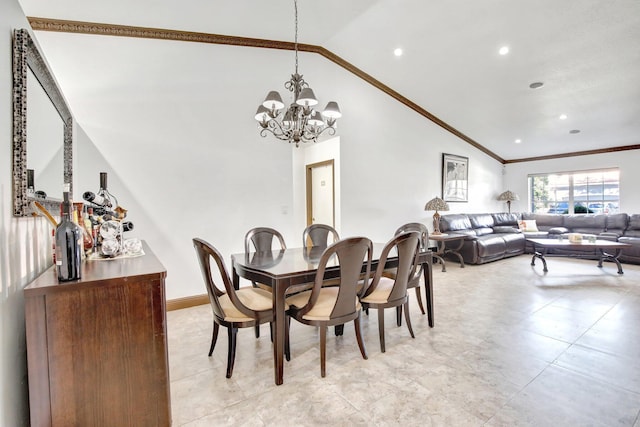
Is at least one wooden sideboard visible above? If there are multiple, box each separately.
[24,242,171,426]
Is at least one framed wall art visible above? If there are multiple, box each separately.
[442,153,468,202]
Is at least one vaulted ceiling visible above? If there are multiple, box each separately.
[18,0,640,162]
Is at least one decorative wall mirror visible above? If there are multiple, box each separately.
[13,28,73,217]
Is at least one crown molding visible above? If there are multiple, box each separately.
[27,17,639,164]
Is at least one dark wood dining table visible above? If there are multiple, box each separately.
[231,244,434,385]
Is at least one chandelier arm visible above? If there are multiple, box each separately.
[300,125,336,143]
[259,119,294,142]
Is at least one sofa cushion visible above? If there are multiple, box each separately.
[521,213,564,230]
[440,214,472,233]
[563,214,606,234]
[469,213,495,229]
[492,213,519,226]
[493,226,521,234]
[623,214,640,238]
[605,213,628,236]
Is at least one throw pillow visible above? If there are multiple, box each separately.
[519,220,538,232]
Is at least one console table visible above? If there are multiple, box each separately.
[429,233,466,270]
[24,241,171,426]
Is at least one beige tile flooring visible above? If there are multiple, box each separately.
[167,255,640,426]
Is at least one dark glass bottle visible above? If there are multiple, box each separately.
[83,191,112,208]
[55,192,82,282]
[121,221,134,232]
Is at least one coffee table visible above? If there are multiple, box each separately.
[526,238,632,274]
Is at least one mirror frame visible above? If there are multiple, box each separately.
[12,28,73,217]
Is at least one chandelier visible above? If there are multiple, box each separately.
[254,0,341,147]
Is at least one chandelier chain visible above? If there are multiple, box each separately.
[294,0,298,75]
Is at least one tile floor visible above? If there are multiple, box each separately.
[167,255,640,426]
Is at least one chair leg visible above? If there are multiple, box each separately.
[284,319,291,362]
[226,326,238,378]
[320,326,327,377]
[208,322,220,356]
[377,307,386,353]
[334,324,344,336]
[414,286,426,315]
[354,313,368,360]
[254,324,260,338]
[396,306,402,327]
[403,301,415,339]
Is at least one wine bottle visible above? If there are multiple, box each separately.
[121,221,134,232]
[83,191,112,208]
[55,192,82,282]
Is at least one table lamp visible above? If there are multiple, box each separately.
[497,190,519,213]
[424,196,450,235]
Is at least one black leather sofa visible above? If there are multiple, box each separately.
[438,212,640,265]
[438,213,525,265]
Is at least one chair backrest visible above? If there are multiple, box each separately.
[302,224,340,248]
[298,237,373,321]
[193,238,256,321]
[363,232,420,303]
[244,227,287,253]
[394,222,427,249]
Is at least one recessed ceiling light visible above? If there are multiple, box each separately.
[499,46,509,55]
[394,48,403,57]
[515,139,522,144]
[559,114,568,120]
[569,129,581,134]
[529,82,544,89]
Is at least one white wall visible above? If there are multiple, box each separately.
[504,151,640,214]
[0,2,52,425]
[32,31,506,300]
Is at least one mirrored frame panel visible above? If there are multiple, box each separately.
[13,28,73,217]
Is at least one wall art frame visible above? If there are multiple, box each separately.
[442,153,468,202]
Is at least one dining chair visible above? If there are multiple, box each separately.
[245,226,287,254]
[383,222,435,320]
[303,223,342,294]
[360,231,420,353]
[244,227,287,338]
[286,237,372,377]
[193,238,289,378]
[302,223,340,248]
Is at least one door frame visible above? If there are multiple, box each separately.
[305,159,335,227]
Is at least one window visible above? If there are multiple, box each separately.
[528,169,619,214]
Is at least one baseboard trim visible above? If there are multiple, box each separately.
[166,294,208,311]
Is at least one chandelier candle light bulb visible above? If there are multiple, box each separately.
[254,0,341,147]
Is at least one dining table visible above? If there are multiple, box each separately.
[231,244,434,385]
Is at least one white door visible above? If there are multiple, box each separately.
[307,160,334,226]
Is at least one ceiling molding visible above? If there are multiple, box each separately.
[505,144,640,164]
[27,17,639,165]
[27,16,505,164]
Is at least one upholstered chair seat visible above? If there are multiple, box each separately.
[360,277,394,304]
[219,288,282,322]
[286,287,361,321]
